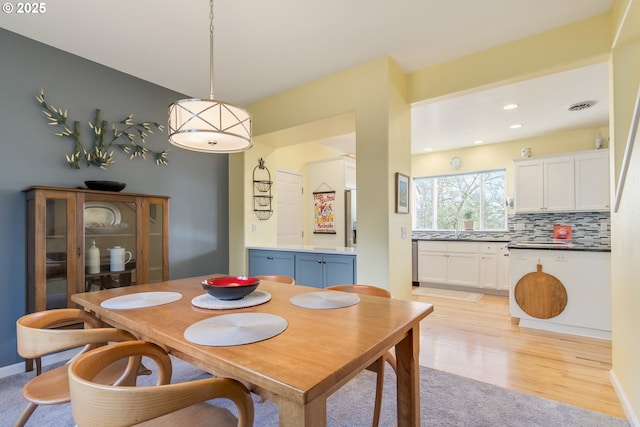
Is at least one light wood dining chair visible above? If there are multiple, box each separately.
[328,283,391,298]
[15,308,143,427]
[327,284,397,427]
[256,274,296,285]
[68,341,254,427]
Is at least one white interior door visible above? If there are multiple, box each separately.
[277,170,303,246]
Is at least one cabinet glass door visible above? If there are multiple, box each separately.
[148,202,165,282]
[84,200,137,291]
[43,199,68,310]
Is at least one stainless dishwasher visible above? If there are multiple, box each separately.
[412,240,418,283]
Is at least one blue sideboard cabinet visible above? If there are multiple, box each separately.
[248,249,295,278]
[294,253,356,288]
[247,248,356,288]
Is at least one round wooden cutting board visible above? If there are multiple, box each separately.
[514,263,567,319]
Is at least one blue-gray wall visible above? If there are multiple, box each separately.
[0,29,231,368]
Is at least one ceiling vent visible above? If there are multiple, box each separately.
[567,101,596,111]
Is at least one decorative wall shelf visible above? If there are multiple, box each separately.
[253,158,273,220]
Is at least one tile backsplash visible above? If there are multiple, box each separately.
[507,211,610,243]
[412,211,610,244]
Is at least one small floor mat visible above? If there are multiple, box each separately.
[412,287,482,302]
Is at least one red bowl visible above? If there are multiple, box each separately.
[201,276,260,300]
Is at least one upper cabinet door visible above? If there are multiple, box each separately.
[575,150,610,211]
[543,156,574,212]
[514,160,544,212]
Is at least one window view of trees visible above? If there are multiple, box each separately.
[413,170,507,230]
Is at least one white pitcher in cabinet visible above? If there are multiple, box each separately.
[108,246,132,272]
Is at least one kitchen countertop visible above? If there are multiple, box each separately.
[413,237,610,252]
[507,240,611,252]
[247,245,357,255]
[415,238,510,243]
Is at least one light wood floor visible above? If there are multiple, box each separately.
[412,290,625,418]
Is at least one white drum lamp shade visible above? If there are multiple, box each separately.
[168,98,252,153]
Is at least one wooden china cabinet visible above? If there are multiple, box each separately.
[24,186,169,313]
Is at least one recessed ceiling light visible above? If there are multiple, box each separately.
[473,140,484,144]
[424,147,433,152]
[503,103,519,110]
[510,124,523,129]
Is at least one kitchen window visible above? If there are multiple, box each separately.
[413,169,507,231]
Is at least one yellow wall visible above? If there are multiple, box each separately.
[273,141,344,173]
[240,57,413,299]
[610,0,640,423]
[408,13,611,104]
[233,140,344,275]
[228,5,640,422]
[228,152,246,276]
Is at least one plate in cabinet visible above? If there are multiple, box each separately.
[84,202,121,226]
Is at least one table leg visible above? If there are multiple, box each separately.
[395,324,420,427]
[279,397,326,427]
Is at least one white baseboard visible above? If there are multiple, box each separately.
[0,349,77,380]
[611,369,639,426]
[518,318,612,340]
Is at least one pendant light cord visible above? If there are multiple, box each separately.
[167,0,252,152]
[209,0,215,100]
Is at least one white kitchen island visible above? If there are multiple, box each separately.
[508,246,611,339]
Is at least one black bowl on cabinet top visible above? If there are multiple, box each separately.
[84,181,127,192]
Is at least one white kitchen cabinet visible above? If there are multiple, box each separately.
[478,243,509,290]
[513,160,543,212]
[447,252,480,287]
[514,155,573,212]
[574,149,610,211]
[417,241,448,283]
[418,241,508,291]
[514,149,610,213]
[543,156,574,211]
[478,244,498,289]
[496,244,509,291]
[417,241,479,288]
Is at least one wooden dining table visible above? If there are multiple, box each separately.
[71,275,434,426]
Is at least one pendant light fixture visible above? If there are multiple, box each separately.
[168,0,252,153]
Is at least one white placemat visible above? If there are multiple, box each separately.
[191,290,271,310]
[100,292,182,310]
[290,291,360,309]
[184,313,288,346]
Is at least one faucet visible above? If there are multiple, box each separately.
[449,217,460,239]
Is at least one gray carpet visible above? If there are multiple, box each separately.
[0,357,629,427]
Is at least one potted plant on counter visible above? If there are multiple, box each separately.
[463,211,475,230]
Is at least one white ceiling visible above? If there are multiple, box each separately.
[411,62,609,153]
[0,0,612,154]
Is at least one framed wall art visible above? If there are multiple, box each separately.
[395,172,409,214]
[313,191,336,234]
